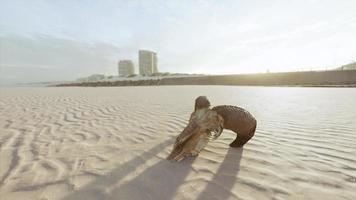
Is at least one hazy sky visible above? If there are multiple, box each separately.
[1,0,356,84]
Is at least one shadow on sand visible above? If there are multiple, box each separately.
[63,140,243,200]
[62,139,175,200]
[196,147,243,200]
[109,153,197,200]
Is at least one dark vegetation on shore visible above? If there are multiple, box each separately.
[54,70,356,87]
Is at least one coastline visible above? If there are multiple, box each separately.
[54,70,356,87]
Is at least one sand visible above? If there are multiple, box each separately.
[0,86,355,200]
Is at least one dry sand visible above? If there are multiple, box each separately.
[0,86,355,200]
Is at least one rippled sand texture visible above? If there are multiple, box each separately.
[0,86,355,200]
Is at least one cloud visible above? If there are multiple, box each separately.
[0,34,131,84]
[150,1,356,73]
[1,0,356,84]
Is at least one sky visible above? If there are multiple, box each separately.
[1,0,356,84]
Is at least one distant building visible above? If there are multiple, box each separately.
[118,60,135,77]
[139,50,158,76]
[76,74,105,82]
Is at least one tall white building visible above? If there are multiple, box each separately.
[139,50,158,76]
[118,60,135,77]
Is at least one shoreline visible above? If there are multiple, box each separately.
[53,70,356,87]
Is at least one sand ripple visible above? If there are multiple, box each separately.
[0,86,355,200]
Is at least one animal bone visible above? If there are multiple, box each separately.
[193,96,257,148]
[212,105,257,147]
[167,108,224,162]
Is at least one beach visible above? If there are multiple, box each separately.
[0,86,355,200]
